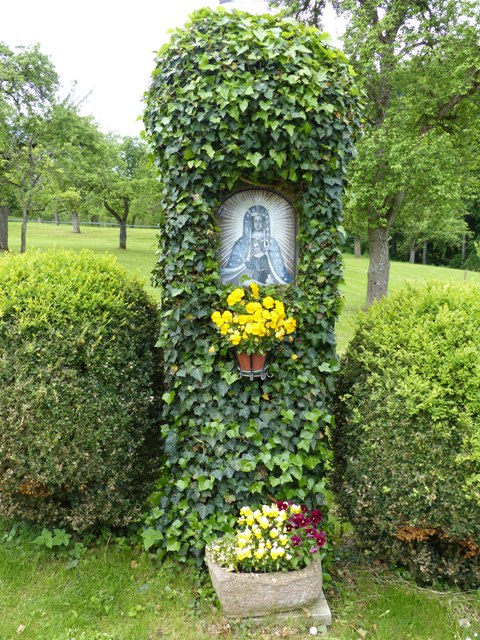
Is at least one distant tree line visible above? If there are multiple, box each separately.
[0,42,162,252]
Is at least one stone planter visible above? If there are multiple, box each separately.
[205,549,332,623]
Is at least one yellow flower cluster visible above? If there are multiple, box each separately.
[211,284,296,351]
[224,503,304,571]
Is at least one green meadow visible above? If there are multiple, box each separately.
[7,220,480,351]
[1,221,479,639]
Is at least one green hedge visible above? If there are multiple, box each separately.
[332,282,480,588]
[143,8,361,559]
[0,249,161,532]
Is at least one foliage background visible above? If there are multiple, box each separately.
[143,7,362,558]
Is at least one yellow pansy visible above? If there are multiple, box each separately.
[227,288,245,306]
[262,296,275,309]
[250,282,260,299]
[284,317,297,334]
[220,323,230,335]
[270,546,285,559]
[222,310,233,323]
[229,331,242,346]
[275,300,285,316]
[246,301,262,314]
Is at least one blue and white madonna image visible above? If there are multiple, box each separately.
[217,189,297,285]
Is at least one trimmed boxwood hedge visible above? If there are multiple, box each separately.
[143,8,362,559]
[332,282,480,588]
[0,249,161,532]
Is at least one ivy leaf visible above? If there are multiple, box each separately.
[164,431,178,454]
[246,151,263,167]
[162,391,176,405]
[141,527,163,551]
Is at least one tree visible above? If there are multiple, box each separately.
[270,0,480,306]
[0,205,7,251]
[0,43,59,252]
[100,136,160,249]
[43,102,108,235]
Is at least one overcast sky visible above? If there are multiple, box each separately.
[0,0,343,137]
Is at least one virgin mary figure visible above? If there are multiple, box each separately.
[220,205,293,285]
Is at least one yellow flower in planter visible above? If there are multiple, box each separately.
[229,331,242,346]
[211,286,297,360]
[211,311,222,326]
[207,501,326,574]
[227,288,245,306]
[222,310,233,323]
[246,301,262,314]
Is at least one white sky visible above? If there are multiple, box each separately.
[0,0,343,137]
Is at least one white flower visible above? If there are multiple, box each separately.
[309,627,318,636]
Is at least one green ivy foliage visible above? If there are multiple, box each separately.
[0,249,161,532]
[332,282,480,588]
[143,8,362,559]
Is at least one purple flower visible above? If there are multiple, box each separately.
[310,546,319,554]
[291,534,302,547]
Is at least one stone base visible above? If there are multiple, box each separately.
[227,590,332,626]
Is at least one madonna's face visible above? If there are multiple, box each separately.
[253,215,263,231]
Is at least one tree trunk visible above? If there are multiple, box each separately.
[119,220,127,250]
[71,210,81,233]
[366,226,390,308]
[409,245,416,264]
[0,206,8,252]
[55,210,60,225]
[353,235,362,258]
[103,197,129,249]
[461,233,467,267]
[422,242,428,265]
[21,207,27,254]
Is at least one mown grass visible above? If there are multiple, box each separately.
[1,221,479,639]
[6,220,480,351]
[0,523,478,640]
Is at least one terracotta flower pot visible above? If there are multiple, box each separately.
[205,549,331,623]
[235,351,269,380]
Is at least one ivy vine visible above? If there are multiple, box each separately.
[143,7,362,560]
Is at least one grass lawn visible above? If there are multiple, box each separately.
[0,523,478,640]
[6,220,480,351]
[1,221,479,639]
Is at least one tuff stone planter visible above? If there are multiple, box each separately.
[205,549,332,623]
